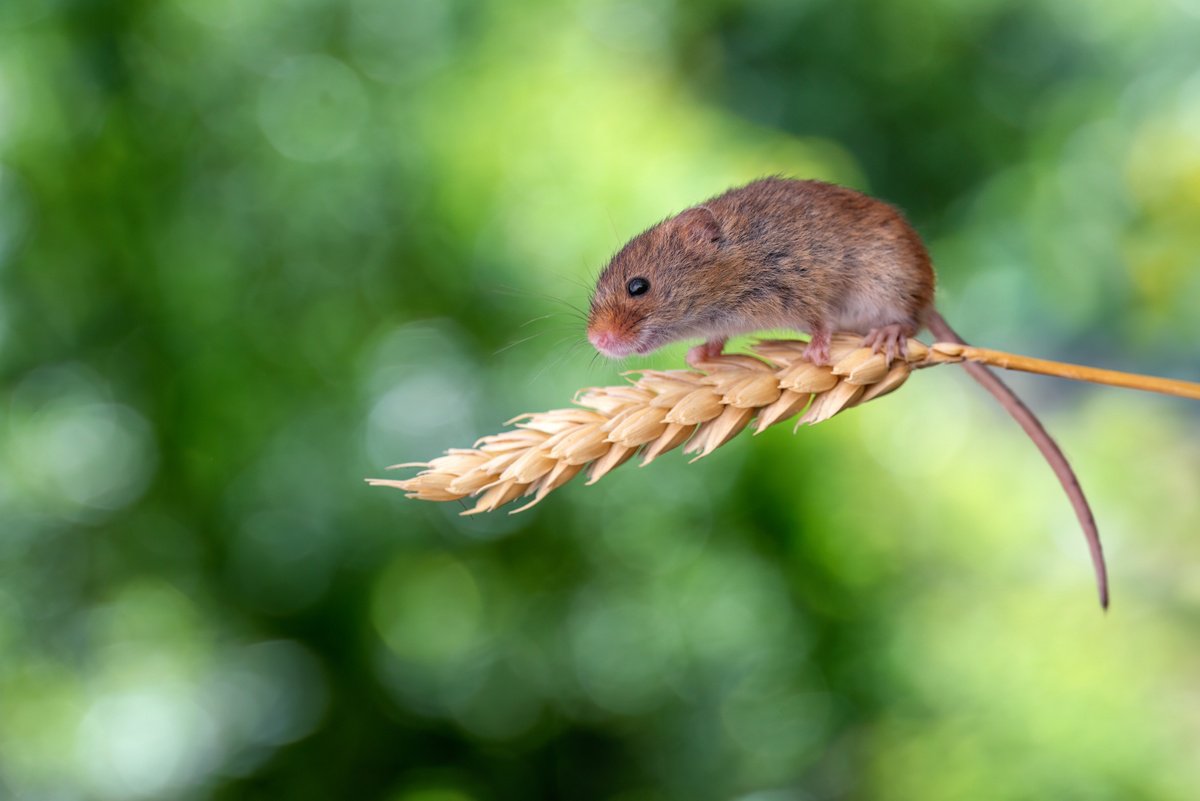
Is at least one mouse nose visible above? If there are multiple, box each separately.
[588,330,617,351]
[588,329,631,357]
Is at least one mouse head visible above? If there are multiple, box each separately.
[587,206,732,358]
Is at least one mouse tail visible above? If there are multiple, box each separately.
[925,309,1109,609]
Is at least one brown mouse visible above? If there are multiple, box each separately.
[586,177,1109,608]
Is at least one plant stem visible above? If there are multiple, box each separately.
[927,343,1200,400]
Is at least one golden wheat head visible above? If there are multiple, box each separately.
[366,334,928,514]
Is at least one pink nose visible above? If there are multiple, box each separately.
[588,329,632,356]
[589,330,617,350]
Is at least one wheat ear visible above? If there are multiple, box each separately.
[367,334,1200,515]
[366,334,923,514]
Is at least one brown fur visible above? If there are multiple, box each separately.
[587,177,935,356]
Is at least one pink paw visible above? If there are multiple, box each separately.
[687,339,726,367]
[803,330,832,366]
[862,324,909,363]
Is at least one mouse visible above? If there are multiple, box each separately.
[586,177,1109,608]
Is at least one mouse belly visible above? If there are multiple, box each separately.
[830,294,919,335]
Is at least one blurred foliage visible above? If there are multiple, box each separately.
[1,0,1199,799]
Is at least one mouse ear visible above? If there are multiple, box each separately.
[676,206,723,247]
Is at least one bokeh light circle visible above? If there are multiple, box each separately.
[257,55,369,163]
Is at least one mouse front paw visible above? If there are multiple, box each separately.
[686,338,727,367]
[802,329,832,366]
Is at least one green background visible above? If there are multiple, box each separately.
[2,0,1199,799]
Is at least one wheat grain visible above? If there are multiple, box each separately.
[366,334,929,514]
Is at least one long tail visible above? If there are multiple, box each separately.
[925,309,1109,609]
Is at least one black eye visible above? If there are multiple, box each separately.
[627,277,650,297]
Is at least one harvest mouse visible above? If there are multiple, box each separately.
[586,177,1108,607]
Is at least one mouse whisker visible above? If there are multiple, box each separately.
[493,331,548,355]
[530,337,589,382]
[555,269,597,295]
[518,312,572,329]
[487,284,591,320]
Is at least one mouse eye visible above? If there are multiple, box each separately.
[626,277,650,297]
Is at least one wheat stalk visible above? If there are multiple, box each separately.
[367,334,923,514]
[925,343,1200,400]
